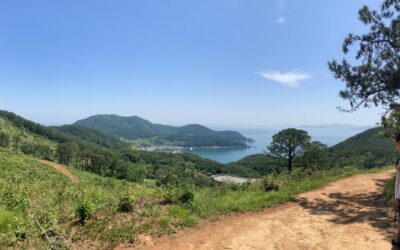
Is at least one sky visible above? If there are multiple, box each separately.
[0,0,385,127]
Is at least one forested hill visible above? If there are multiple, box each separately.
[329,127,397,168]
[74,114,250,147]
[53,124,131,149]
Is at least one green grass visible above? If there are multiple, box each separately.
[0,151,392,249]
[0,151,157,249]
[188,166,392,220]
[383,175,396,206]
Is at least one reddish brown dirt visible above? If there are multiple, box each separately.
[36,158,80,183]
[129,169,396,250]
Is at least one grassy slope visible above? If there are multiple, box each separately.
[0,150,391,249]
[0,151,156,249]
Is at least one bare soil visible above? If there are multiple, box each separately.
[130,169,396,250]
[36,158,80,184]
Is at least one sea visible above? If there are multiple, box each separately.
[192,125,373,164]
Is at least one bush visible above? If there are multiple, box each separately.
[178,191,194,205]
[118,196,135,213]
[76,201,93,224]
[262,176,279,192]
[0,131,10,147]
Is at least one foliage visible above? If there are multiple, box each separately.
[76,201,93,224]
[0,131,10,147]
[0,146,392,248]
[0,151,153,248]
[54,124,131,149]
[225,154,284,177]
[261,174,279,192]
[267,128,311,172]
[178,190,195,205]
[383,175,396,206]
[328,0,400,116]
[329,127,397,168]
[0,110,221,186]
[118,196,135,213]
[301,141,329,169]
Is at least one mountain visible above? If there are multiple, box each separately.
[53,124,131,149]
[74,114,250,147]
[0,110,226,181]
[329,127,397,168]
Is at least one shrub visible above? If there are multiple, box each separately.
[178,191,194,205]
[76,201,93,224]
[0,131,10,147]
[118,196,135,213]
[262,176,279,192]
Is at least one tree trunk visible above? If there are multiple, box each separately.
[288,155,292,173]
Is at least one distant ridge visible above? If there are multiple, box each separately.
[74,114,250,147]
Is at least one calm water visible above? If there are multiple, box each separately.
[192,125,372,163]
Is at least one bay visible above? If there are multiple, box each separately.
[192,125,372,163]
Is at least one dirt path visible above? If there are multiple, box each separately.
[134,169,396,250]
[35,159,80,183]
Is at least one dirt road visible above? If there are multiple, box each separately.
[136,169,396,250]
[36,158,80,183]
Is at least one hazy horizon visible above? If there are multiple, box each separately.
[12,110,375,130]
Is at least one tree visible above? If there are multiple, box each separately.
[328,0,400,119]
[56,142,78,165]
[0,131,10,147]
[119,162,148,182]
[267,128,311,172]
[301,141,329,170]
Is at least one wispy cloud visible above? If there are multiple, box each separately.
[277,17,285,24]
[259,70,310,88]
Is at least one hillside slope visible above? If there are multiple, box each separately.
[0,110,226,184]
[74,114,249,147]
[53,124,131,149]
[0,151,153,249]
[329,127,397,168]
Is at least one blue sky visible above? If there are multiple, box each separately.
[0,0,384,127]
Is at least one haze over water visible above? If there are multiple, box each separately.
[192,125,372,163]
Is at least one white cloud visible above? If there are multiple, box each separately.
[259,70,310,88]
[277,17,285,24]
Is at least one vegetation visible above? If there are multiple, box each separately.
[329,127,397,169]
[0,109,397,248]
[74,114,250,147]
[0,110,227,186]
[54,124,131,149]
[0,150,389,249]
[328,0,400,118]
[383,175,396,206]
[267,128,311,172]
[225,154,283,177]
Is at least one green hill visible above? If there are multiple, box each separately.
[53,124,131,149]
[224,154,283,177]
[328,127,397,168]
[74,114,250,147]
[0,110,224,183]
